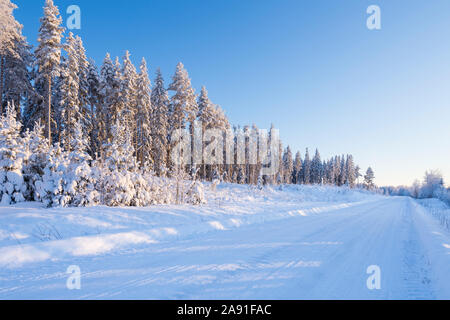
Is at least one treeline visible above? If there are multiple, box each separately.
[0,0,373,207]
[380,170,450,205]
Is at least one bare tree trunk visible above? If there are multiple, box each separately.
[136,119,140,166]
[0,56,4,115]
[90,104,96,159]
[66,109,71,152]
[175,118,182,204]
[47,75,52,145]
[14,96,21,122]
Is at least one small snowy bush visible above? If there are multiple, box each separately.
[36,121,100,208]
[0,103,27,205]
[186,180,206,205]
[22,121,49,201]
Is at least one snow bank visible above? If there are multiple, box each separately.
[0,231,156,268]
[416,198,450,231]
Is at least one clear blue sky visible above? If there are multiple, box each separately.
[13,0,450,187]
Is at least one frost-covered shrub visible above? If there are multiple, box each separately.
[101,169,135,206]
[0,103,26,205]
[149,175,175,205]
[37,150,100,208]
[211,177,220,191]
[35,121,100,208]
[22,121,49,201]
[100,120,143,207]
[186,180,206,205]
[65,160,100,207]
[64,122,100,207]
[35,144,70,207]
[0,106,208,208]
[131,172,153,206]
[419,170,445,199]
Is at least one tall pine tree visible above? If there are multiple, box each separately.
[135,58,152,167]
[150,68,169,176]
[34,0,64,144]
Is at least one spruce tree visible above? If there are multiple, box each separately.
[34,0,64,144]
[135,58,152,167]
[59,32,82,151]
[74,35,90,139]
[168,62,198,173]
[150,68,169,176]
[121,51,138,131]
[339,155,346,186]
[364,167,375,190]
[22,120,49,201]
[86,59,101,158]
[99,54,122,151]
[345,154,356,187]
[311,148,322,184]
[302,148,311,184]
[293,151,302,184]
[282,146,293,184]
[2,22,33,118]
[98,53,114,148]
[197,86,216,179]
[0,102,26,204]
[0,0,22,113]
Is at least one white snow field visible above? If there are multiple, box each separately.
[0,184,449,300]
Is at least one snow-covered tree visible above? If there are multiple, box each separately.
[2,21,33,118]
[420,170,445,199]
[293,151,302,184]
[100,119,141,206]
[0,102,26,204]
[74,35,91,143]
[198,86,217,180]
[22,120,49,201]
[198,86,215,130]
[311,148,322,184]
[65,119,99,207]
[0,0,22,113]
[86,59,101,158]
[36,118,99,208]
[168,62,198,131]
[333,155,341,185]
[185,167,206,205]
[35,143,69,207]
[282,146,293,184]
[0,0,20,48]
[355,165,362,184]
[150,68,169,176]
[135,58,152,167]
[302,148,311,184]
[104,119,138,173]
[168,63,198,172]
[120,51,138,136]
[345,154,356,187]
[34,0,64,144]
[98,53,122,152]
[339,155,346,186]
[364,167,375,190]
[98,54,114,148]
[59,32,82,151]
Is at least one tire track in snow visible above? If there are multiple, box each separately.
[401,200,435,300]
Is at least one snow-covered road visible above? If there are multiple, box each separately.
[1,196,449,299]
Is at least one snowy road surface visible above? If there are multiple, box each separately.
[0,195,449,299]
